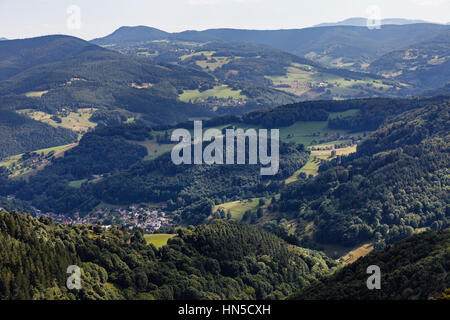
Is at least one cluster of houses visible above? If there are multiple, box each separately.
[189,96,246,107]
[30,204,173,233]
[103,206,173,232]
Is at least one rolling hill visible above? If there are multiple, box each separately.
[92,26,170,45]
[292,229,450,300]
[369,30,450,90]
[270,97,449,249]
[1,95,446,227]
[0,211,336,300]
[422,82,450,96]
[92,33,406,101]
[92,24,450,72]
[0,35,219,127]
[0,109,77,159]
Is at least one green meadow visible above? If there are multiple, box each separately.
[144,234,176,248]
[0,143,77,178]
[213,198,264,221]
[18,108,97,133]
[68,179,88,189]
[179,85,246,102]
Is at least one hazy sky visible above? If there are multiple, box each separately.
[1,0,449,40]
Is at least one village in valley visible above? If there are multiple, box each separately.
[28,204,174,233]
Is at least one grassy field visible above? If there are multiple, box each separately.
[266,63,395,98]
[279,121,350,145]
[285,145,357,184]
[18,108,97,133]
[204,120,363,148]
[328,109,360,119]
[68,179,88,189]
[339,243,374,264]
[24,90,48,98]
[129,139,174,161]
[322,242,374,264]
[179,51,231,71]
[179,85,246,102]
[144,234,176,249]
[180,51,216,61]
[285,158,321,184]
[310,145,357,156]
[213,198,263,220]
[0,143,77,178]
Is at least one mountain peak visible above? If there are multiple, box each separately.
[91,25,169,45]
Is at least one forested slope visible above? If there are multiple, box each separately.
[0,110,77,158]
[0,211,335,300]
[292,229,450,300]
[274,100,449,247]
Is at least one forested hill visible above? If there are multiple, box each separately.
[194,95,450,132]
[291,229,450,300]
[0,35,215,126]
[0,211,335,300]
[92,24,450,71]
[274,99,449,247]
[1,95,448,219]
[0,35,103,81]
[4,130,308,222]
[369,30,450,90]
[0,109,77,158]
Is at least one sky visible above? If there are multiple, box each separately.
[0,0,449,40]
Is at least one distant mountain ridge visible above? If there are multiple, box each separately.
[315,17,432,27]
[92,24,450,72]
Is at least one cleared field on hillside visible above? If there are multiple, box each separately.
[180,50,232,71]
[144,234,176,248]
[180,51,216,61]
[321,242,374,263]
[311,145,357,156]
[214,198,263,220]
[266,63,395,98]
[206,120,363,147]
[0,143,77,178]
[196,56,231,71]
[68,179,88,189]
[279,121,350,145]
[285,145,356,184]
[129,139,174,161]
[18,108,97,133]
[328,109,360,119]
[285,158,321,184]
[179,85,246,102]
[24,90,48,98]
[339,243,374,265]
